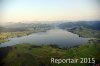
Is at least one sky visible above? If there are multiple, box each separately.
[0,0,100,23]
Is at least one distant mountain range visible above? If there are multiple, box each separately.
[1,23,52,28]
[58,21,100,30]
[0,21,100,32]
[0,23,53,32]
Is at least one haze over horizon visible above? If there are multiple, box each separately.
[1,0,100,23]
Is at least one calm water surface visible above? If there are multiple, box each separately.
[0,29,90,47]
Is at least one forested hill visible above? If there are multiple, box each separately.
[58,21,100,30]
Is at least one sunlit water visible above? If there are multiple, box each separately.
[0,29,90,47]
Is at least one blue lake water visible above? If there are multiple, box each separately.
[0,29,90,47]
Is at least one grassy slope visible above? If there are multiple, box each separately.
[68,27,100,38]
[0,40,8,44]
[0,43,100,66]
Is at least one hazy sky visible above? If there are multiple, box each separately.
[1,0,100,23]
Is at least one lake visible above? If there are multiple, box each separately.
[0,29,90,47]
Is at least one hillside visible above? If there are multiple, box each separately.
[68,27,100,38]
[58,21,100,30]
[0,43,100,66]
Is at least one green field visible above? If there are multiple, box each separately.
[0,42,100,66]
